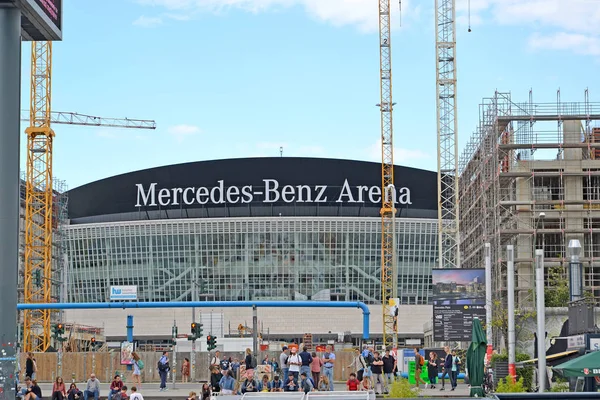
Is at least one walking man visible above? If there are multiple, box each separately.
[413,347,426,389]
[157,352,170,391]
[440,346,452,391]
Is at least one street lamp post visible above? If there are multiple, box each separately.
[535,249,546,392]
[568,239,583,302]
[538,212,546,252]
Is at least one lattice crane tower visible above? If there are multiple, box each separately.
[23,41,55,353]
[22,42,156,352]
[435,0,460,269]
[378,0,398,350]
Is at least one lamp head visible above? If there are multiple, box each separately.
[568,239,582,257]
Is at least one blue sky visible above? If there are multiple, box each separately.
[18,0,600,189]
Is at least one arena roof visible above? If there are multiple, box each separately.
[67,157,438,224]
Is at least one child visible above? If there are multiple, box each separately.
[346,373,360,391]
[360,376,372,391]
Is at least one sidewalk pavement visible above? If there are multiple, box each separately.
[37,382,472,398]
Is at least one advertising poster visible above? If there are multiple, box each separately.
[120,341,135,365]
[432,268,486,341]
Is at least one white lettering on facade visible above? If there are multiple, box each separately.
[264,179,279,203]
[226,186,240,204]
[136,183,157,206]
[241,185,253,203]
[133,179,414,208]
[336,179,356,203]
[314,185,327,202]
[171,187,183,205]
[158,188,170,206]
[281,185,295,203]
[369,186,381,203]
[296,185,311,202]
[183,187,195,205]
[210,180,225,204]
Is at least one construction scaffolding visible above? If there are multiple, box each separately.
[18,174,69,349]
[459,90,600,311]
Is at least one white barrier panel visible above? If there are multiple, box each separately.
[212,395,242,400]
[240,393,305,400]
[306,391,372,400]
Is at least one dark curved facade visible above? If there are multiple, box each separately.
[65,158,439,306]
[67,157,438,224]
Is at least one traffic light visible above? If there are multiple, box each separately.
[206,335,217,351]
[190,322,203,339]
[52,323,65,340]
[33,270,42,286]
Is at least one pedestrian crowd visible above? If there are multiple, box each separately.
[200,344,336,398]
[16,345,462,399]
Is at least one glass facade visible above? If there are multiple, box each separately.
[66,217,438,305]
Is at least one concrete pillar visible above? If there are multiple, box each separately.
[563,120,585,253]
[0,6,21,395]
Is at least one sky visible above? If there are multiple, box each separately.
[18,0,600,189]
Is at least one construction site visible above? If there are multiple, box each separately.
[459,90,600,317]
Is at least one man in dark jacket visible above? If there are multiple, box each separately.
[440,346,453,391]
[25,353,35,379]
[298,347,313,377]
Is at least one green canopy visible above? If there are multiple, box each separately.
[553,350,600,378]
[467,317,487,397]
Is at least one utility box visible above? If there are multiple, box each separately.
[568,304,595,335]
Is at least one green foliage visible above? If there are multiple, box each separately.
[545,267,570,307]
[490,352,534,392]
[496,377,527,393]
[549,377,569,392]
[385,379,420,398]
[491,300,537,351]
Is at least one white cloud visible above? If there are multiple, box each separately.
[167,124,202,142]
[366,139,431,166]
[137,0,414,32]
[528,32,600,56]
[132,15,163,27]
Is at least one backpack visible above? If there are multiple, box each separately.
[417,354,424,366]
[136,360,145,370]
[158,360,168,371]
[365,352,374,367]
[250,356,257,369]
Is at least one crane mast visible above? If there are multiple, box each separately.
[378,0,398,350]
[435,0,460,270]
[23,41,55,352]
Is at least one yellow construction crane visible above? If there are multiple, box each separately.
[22,41,156,353]
[378,0,398,350]
[435,0,460,270]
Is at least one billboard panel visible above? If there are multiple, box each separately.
[110,285,138,301]
[8,0,63,40]
[432,268,486,342]
[120,341,135,365]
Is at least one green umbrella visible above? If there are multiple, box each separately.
[553,350,600,378]
[467,317,487,397]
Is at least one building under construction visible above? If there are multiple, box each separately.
[18,175,69,349]
[459,90,600,310]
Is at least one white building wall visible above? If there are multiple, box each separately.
[64,305,432,340]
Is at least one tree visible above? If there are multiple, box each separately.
[544,267,569,307]
[491,299,536,351]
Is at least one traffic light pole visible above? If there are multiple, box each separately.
[171,321,177,389]
[57,338,63,377]
[191,281,196,382]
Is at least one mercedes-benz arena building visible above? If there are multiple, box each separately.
[64,158,437,345]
